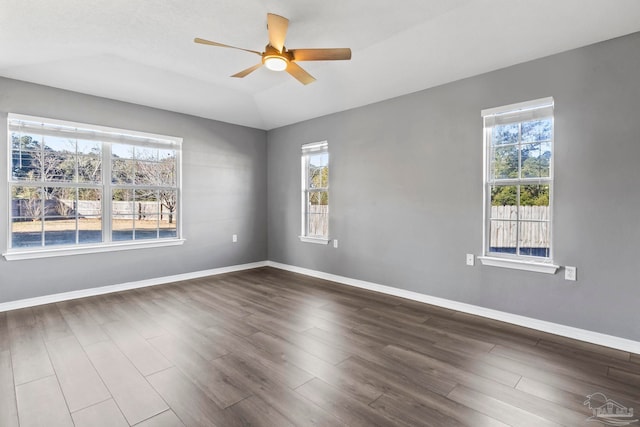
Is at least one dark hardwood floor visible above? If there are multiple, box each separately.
[0,267,638,426]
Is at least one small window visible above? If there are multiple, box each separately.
[300,141,329,243]
[481,98,554,264]
[6,114,182,259]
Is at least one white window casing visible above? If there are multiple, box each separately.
[480,98,559,273]
[299,141,329,244]
[5,114,183,260]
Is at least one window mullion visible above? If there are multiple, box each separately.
[516,123,522,257]
[516,184,521,256]
[39,186,45,247]
[103,142,113,243]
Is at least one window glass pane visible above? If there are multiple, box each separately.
[112,158,135,184]
[492,123,519,145]
[135,215,159,240]
[12,132,42,150]
[490,146,519,180]
[489,220,517,254]
[43,186,75,246]
[489,203,517,223]
[520,184,550,208]
[12,149,41,181]
[135,147,157,161]
[11,219,43,248]
[113,216,134,241]
[12,186,44,221]
[44,135,75,153]
[310,164,328,189]
[161,211,177,238]
[159,190,178,225]
[77,139,101,155]
[308,153,328,189]
[78,188,102,244]
[12,133,43,181]
[490,185,518,209]
[77,154,102,183]
[309,190,328,206]
[112,143,134,160]
[521,119,552,142]
[521,142,551,178]
[518,185,550,257]
[113,189,134,220]
[159,159,177,186]
[11,185,44,247]
[307,191,328,237]
[44,152,75,182]
[49,187,76,217]
[135,161,162,185]
[135,190,159,218]
[44,217,76,246]
[135,189,158,202]
[518,221,550,257]
[158,149,176,161]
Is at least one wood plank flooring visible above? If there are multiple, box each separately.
[1,266,638,426]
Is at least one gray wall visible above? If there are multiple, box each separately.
[267,32,640,341]
[0,78,267,303]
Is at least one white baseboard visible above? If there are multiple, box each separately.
[265,261,640,355]
[2,258,638,355]
[0,261,267,313]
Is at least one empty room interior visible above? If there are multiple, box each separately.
[1,1,640,426]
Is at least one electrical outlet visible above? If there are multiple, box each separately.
[466,254,475,266]
[232,234,238,243]
[565,266,577,281]
[333,239,338,248]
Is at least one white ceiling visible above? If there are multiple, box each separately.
[1,0,640,130]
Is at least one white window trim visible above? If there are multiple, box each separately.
[480,97,554,117]
[5,114,183,260]
[3,238,186,261]
[481,97,556,272]
[299,140,329,243]
[478,256,559,274]
[298,236,330,245]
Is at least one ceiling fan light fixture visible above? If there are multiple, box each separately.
[195,13,351,84]
[264,55,288,71]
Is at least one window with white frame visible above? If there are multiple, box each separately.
[300,141,329,243]
[6,114,182,258]
[481,98,554,266]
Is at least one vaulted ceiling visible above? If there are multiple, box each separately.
[1,0,639,130]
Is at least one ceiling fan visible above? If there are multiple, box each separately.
[194,13,352,85]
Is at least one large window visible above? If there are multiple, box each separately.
[481,98,555,269]
[7,114,182,259]
[300,141,329,243]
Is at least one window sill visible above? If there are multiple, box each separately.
[478,256,559,274]
[298,236,330,245]
[3,238,186,261]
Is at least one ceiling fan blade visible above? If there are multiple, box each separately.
[194,38,261,55]
[267,13,289,52]
[286,62,316,85]
[231,63,263,78]
[291,48,352,61]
